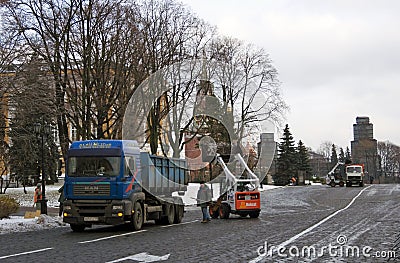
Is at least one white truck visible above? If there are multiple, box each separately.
[345,164,365,187]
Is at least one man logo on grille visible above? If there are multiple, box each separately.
[85,185,99,193]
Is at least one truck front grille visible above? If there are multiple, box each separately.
[73,183,110,196]
[347,176,361,180]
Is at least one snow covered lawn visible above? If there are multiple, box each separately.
[0,215,66,235]
[4,184,63,208]
[0,183,67,235]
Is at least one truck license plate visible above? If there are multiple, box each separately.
[84,217,99,222]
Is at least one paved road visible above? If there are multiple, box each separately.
[0,184,398,262]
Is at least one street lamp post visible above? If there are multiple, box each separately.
[33,122,51,215]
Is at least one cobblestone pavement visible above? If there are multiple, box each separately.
[0,184,398,263]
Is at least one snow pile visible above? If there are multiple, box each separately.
[0,183,66,235]
[0,215,66,235]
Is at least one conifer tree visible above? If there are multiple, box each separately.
[275,124,297,185]
[330,144,338,168]
[8,57,59,185]
[297,140,312,176]
[338,147,345,163]
[345,147,352,164]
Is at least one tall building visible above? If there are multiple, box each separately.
[350,117,378,180]
[256,133,278,184]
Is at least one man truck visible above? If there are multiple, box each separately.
[62,140,187,232]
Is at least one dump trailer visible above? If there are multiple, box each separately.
[209,154,261,219]
[62,140,187,232]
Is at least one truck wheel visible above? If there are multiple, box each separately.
[164,203,175,225]
[209,206,219,219]
[132,201,143,230]
[219,203,230,219]
[174,204,184,224]
[359,182,364,187]
[330,181,336,187]
[339,181,344,187]
[249,211,260,218]
[70,224,85,232]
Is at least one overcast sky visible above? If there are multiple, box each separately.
[180,0,400,151]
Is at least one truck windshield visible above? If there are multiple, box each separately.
[68,156,121,177]
[347,167,362,173]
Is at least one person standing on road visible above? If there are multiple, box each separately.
[197,182,212,223]
[58,185,65,217]
[33,183,42,211]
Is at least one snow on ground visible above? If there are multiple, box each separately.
[0,182,282,235]
[5,184,64,207]
[0,182,66,235]
[0,215,66,235]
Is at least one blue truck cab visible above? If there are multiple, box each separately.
[63,140,187,232]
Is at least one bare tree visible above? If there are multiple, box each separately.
[318,141,333,160]
[3,0,78,158]
[378,141,400,177]
[134,0,215,154]
[2,0,288,165]
[66,0,141,140]
[209,37,287,147]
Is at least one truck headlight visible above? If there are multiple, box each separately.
[113,205,123,210]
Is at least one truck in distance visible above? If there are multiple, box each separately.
[345,164,364,187]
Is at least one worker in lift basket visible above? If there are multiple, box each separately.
[197,182,212,223]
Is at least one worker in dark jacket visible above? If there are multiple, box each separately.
[58,185,65,217]
[197,182,212,223]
